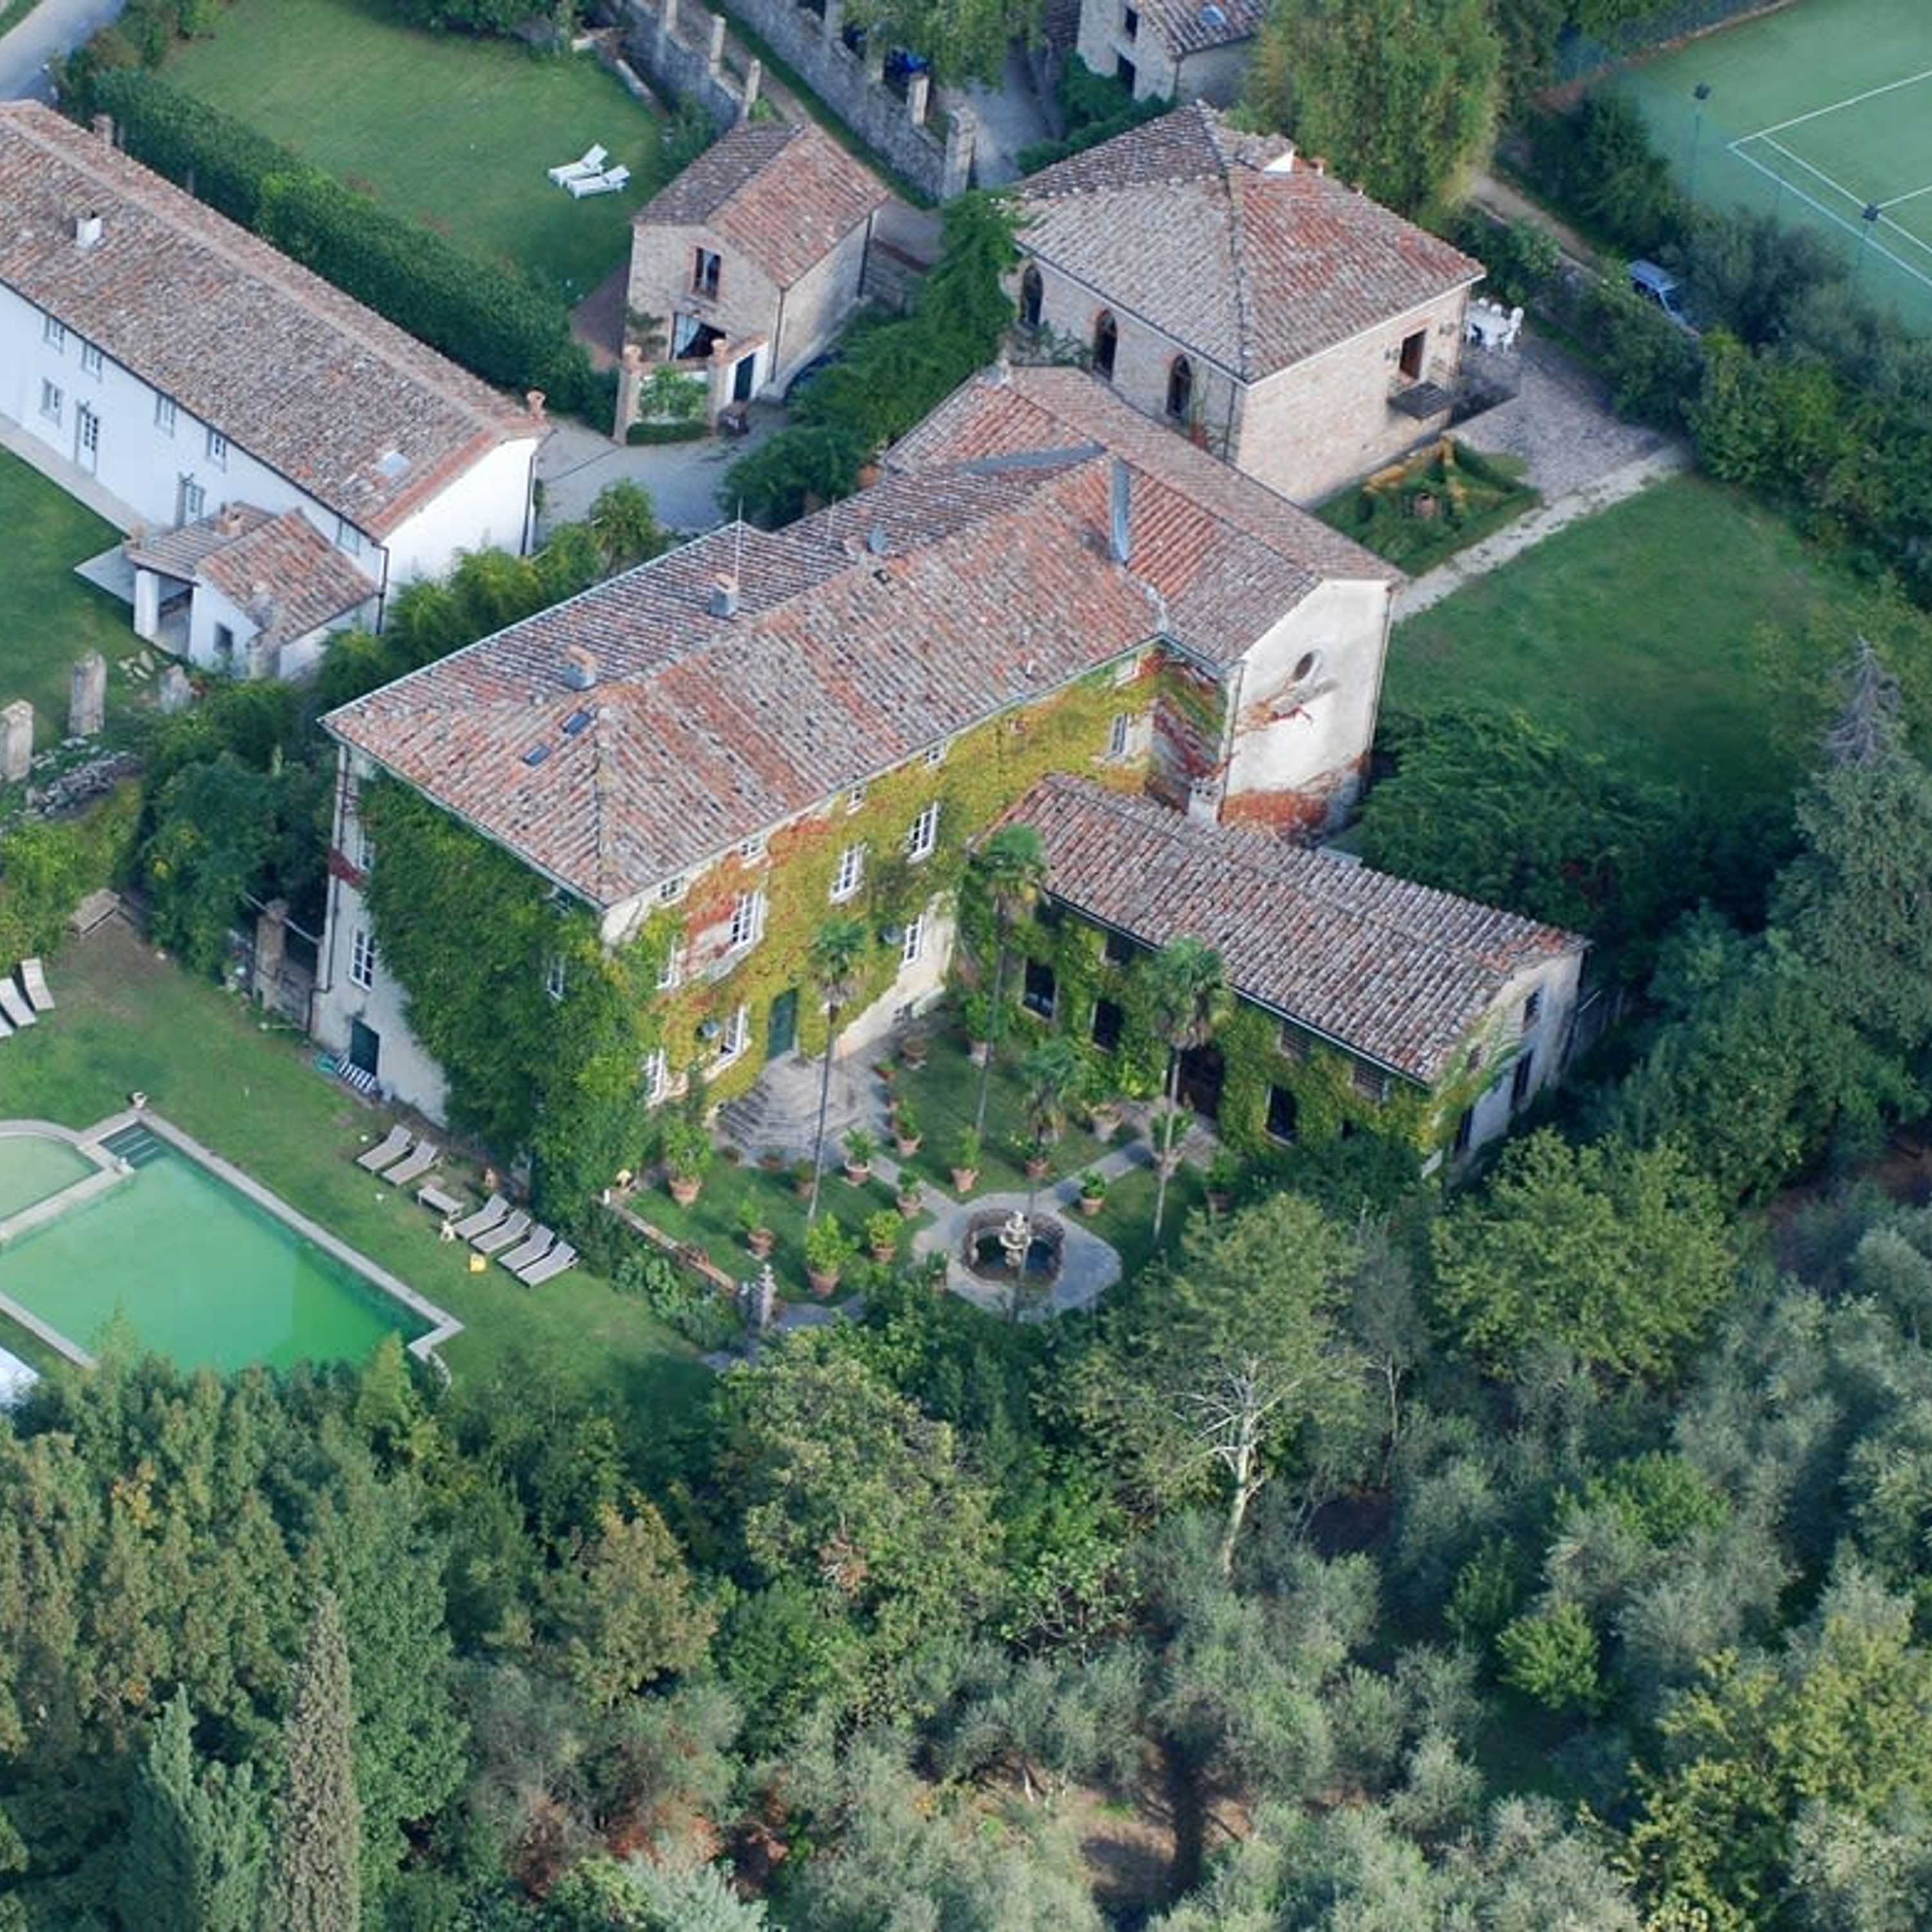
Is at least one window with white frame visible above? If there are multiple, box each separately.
[180,475,205,521]
[1521,986,1544,1032]
[1108,711,1131,758]
[336,518,362,556]
[925,739,949,767]
[39,381,61,424]
[80,342,102,377]
[655,940,684,991]
[155,395,176,436]
[348,928,377,991]
[42,316,63,350]
[658,874,688,904]
[905,801,940,863]
[739,832,766,864]
[718,1002,750,1063]
[544,956,567,1001]
[207,428,228,469]
[727,889,766,951]
[642,1046,668,1104]
[846,783,867,814]
[830,842,866,902]
[900,914,925,968]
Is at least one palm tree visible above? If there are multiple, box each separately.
[805,916,870,1226]
[1019,1034,1087,1208]
[1146,934,1232,1242]
[968,825,1048,1139]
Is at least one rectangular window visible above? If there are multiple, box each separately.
[924,739,949,767]
[213,622,236,667]
[692,247,722,298]
[80,342,102,377]
[355,822,374,876]
[545,956,567,1002]
[1511,1049,1536,1108]
[1453,1106,1475,1155]
[348,928,376,991]
[900,915,924,968]
[42,315,64,350]
[728,889,766,951]
[656,942,684,992]
[1122,3,1139,35]
[1108,712,1131,759]
[905,800,940,863]
[642,1046,668,1104]
[180,475,205,522]
[155,394,176,436]
[336,518,362,556]
[1104,929,1137,967]
[1279,1019,1314,1061]
[719,1002,750,1063]
[1352,1061,1390,1104]
[738,832,766,864]
[846,783,867,814]
[830,842,866,903]
[207,428,228,469]
[1399,328,1426,382]
[1092,996,1124,1052]
[39,380,61,424]
[1522,986,1544,1032]
[658,874,688,904]
[1266,1083,1300,1143]
[1023,958,1057,1019]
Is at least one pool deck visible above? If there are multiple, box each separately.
[0,1110,462,1369]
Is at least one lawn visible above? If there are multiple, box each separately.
[1,922,709,1423]
[164,0,672,299]
[0,450,147,753]
[1383,473,1932,815]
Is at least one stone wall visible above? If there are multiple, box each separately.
[620,0,975,201]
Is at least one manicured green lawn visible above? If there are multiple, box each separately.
[2,922,708,1418]
[165,0,671,298]
[0,451,146,752]
[1385,475,1932,814]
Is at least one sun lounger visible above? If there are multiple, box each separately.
[470,1209,531,1256]
[355,1124,413,1172]
[451,1193,509,1241]
[381,1140,440,1188]
[516,1242,578,1286]
[497,1226,555,1274]
[18,960,52,1012]
[0,981,35,1029]
[418,1182,464,1219]
[567,164,630,199]
[0,1013,12,1040]
[547,142,609,185]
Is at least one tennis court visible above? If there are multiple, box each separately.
[1623,0,1932,330]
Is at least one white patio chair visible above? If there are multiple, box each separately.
[547,143,608,186]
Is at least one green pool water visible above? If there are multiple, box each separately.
[0,1139,429,1371]
[0,1134,93,1220]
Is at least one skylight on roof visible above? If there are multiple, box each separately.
[376,450,410,480]
[522,744,551,767]
[562,708,593,737]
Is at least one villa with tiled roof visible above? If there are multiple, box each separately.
[1009,104,1484,504]
[1011,773,1586,1161]
[625,118,895,410]
[0,101,544,661]
[314,362,1400,1115]
[1074,0,1263,106]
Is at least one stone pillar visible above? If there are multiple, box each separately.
[906,69,931,127]
[942,101,976,201]
[255,898,289,995]
[69,652,106,738]
[706,12,726,73]
[157,664,193,715]
[862,38,885,84]
[741,57,762,118]
[822,0,841,40]
[615,343,646,441]
[659,0,679,43]
[0,702,32,784]
[131,563,160,641]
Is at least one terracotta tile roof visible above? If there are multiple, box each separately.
[633,120,891,290]
[889,364,1399,665]
[1012,773,1584,1084]
[0,103,537,539]
[1011,103,1482,378]
[1139,0,1263,57]
[129,505,377,641]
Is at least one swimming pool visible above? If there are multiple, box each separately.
[0,1117,457,1373]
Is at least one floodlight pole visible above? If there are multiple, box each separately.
[1688,82,1712,203]
[1857,200,1881,286]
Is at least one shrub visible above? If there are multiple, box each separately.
[627,419,710,446]
[614,1247,738,1349]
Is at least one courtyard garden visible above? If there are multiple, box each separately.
[160,0,674,300]
[1319,437,1537,574]
[0,450,147,752]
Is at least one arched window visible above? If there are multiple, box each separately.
[1166,354,1193,422]
[1092,309,1119,380]
[1019,264,1043,330]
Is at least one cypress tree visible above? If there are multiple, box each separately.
[267,1592,361,1932]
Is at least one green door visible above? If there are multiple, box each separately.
[766,987,799,1060]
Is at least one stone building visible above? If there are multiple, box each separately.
[1073,0,1262,106]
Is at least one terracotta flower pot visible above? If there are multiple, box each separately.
[668,1174,701,1206]
[844,1160,872,1185]
[1078,1192,1105,1218]
[806,1265,841,1299]
[897,1189,923,1218]
[894,1132,922,1159]
[951,1166,980,1194]
[746,1228,775,1258]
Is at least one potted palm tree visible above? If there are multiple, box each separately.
[661,1119,711,1206]
[950,1128,982,1195]
[842,1126,878,1184]
[803,1216,853,1297]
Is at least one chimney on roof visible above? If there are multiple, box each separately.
[75,211,103,251]
[710,577,739,619]
[989,350,1012,387]
[1309,155,1327,176]
[866,526,889,557]
[90,114,115,147]
[562,645,598,692]
[1109,459,1132,566]
[1264,142,1296,174]
[525,390,547,421]
[216,506,245,536]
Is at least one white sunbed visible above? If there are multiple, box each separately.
[451,1193,510,1241]
[0,1012,12,1040]
[0,980,35,1030]
[546,142,609,186]
[567,164,630,199]
[381,1140,440,1188]
[497,1226,555,1274]
[517,1242,578,1287]
[418,1181,465,1220]
[18,959,52,1012]
[355,1124,413,1172]
[471,1209,531,1257]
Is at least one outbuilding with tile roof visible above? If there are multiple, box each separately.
[1008,104,1484,504]
[1074,0,1262,108]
